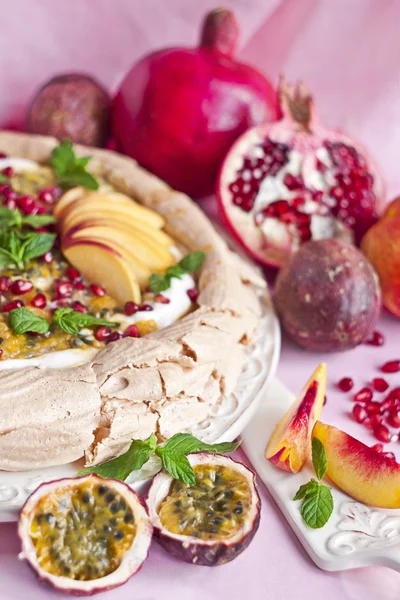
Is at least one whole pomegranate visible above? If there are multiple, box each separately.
[112,8,278,198]
[27,73,111,147]
[217,80,385,268]
[275,239,381,352]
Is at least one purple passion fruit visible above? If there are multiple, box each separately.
[18,475,152,596]
[274,239,381,351]
[146,453,261,566]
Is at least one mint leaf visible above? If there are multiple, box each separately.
[51,139,99,191]
[149,273,171,294]
[22,214,57,229]
[312,438,328,481]
[9,308,50,335]
[300,482,333,529]
[0,173,8,183]
[155,446,196,485]
[162,433,241,455]
[53,307,117,335]
[293,478,319,501]
[0,248,14,266]
[78,434,158,481]
[21,233,56,263]
[179,251,205,273]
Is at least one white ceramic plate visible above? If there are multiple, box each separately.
[243,379,400,572]
[0,295,280,522]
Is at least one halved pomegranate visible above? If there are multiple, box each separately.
[217,80,385,268]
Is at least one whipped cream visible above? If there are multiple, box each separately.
[0,158,40,172]
[0,347,98,370]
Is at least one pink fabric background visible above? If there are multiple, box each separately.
[1,1,400,598]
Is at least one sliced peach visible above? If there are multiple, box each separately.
[63,241,141,305]
[312,421,400,508]
[53,187,87,218]
[265,363,326,473]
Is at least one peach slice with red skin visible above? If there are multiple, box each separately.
[265,363,326,473]
[312,421,400,508]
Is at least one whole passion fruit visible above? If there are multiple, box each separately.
[18,474,153,596]
[275,239,381,351]
[26,73,111,147]
[146,452,260,566]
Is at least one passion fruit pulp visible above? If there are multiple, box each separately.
[147,453,261,566]
[18,475,153,596]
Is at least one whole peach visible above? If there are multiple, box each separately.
[361,200,400,318]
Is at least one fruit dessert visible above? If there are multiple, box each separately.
[0,131,265,472]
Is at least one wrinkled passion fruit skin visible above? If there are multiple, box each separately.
[27,74,111,147]
[275,239,381,351]
[147,453,261,566]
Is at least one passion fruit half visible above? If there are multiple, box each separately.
[146,453,261,566]
[18,474,153,596]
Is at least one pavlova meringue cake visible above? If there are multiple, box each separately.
[0,131,265,471]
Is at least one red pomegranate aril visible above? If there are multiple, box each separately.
[90,284,106,297]
[352,404,367,423]
[366,331,384,346]
[124,301,139,316]
[337,377,354,392]
[388,388,400,402]
[0,276,11,292]
[138,304,153,312]
[36,204,48,215]
[3,300,23,311]
[283,174,304,191]
[10,279,33,295]
[108,331,122,342]
[187,288,200,302]
[94,326,112,341]
[369,414,383,428]
[31,293,46,309]
[71,301,87,314]
[56,280,74,298]
[42,251,53,264]
[371,443,384,453]
[2,166,14,178]
[363,417,374,430]
[383,451,396,460]
[153,293,170,304]
[74,281,85,291]
[374,424,391,443]
[123,324,140,338]
[381,360,400,373]
[39,188,57,204]
[6,198,17,210]
[3,188,17,202]
[66,267,81,283]
[17,195,38,215]
[353,387,373,403]
[387,409,400,428]
[365,401,382,415]
[372,377,389,392]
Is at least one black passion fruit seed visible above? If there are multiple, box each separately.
[29,481,136,580]
[157,464,251,541]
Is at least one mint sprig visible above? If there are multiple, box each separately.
[51,140,99,191]
[293,438,333,529]
[0,206,57,232]
[79,432,241,485]
[0,230,56,269]
[149,251,205,294]
[53,308,118,335]
[9,307,50,335]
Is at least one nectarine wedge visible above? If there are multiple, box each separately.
[63,242,141,305]
[312,421,400,508]
[53,187,87,218]
[265,363,326,473]
[64,218,173,247]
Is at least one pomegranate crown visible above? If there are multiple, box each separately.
[200,8,240,56]
[279,77,316,131]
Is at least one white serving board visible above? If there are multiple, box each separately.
[243,378,400,572]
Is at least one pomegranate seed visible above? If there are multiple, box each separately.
[383,451,396,460]
[3,166,14,177]
[74,281,85,291]
[364,417,374,430]
[372,377,389,392]
[3,188,17,201]
[3,300,23,311]
[371,443,383,453]
[365,401,382,415]
[56,280,74,298]
[10,279,33,295]
[17,195,38,215]
[388,388,400,402]
[90,284,106,297]
[382,396,397,412]
[353,387,373,403]
[31,293,46,309]
[337,377,354,392]
[124,301,139,316]
[72,301,87,313]
[123,324,140,338]
[366,330,384,346]
[42,251,53,263]
[0,276,11,292]
[153,293,170,304]
[36,204,48,214]
[291,196,305,209]
[187,288,199,303]
[381,360,400,374]
[66,267,81,282]
[39,189,56,204]
[108,331,122,342]
[138,304,153,311]
[6,198,17,210]
[370,414,383,428]
[94,326,112,341]
[283,174,303,191]
[352,404,367,423]
[374,424,391,443]
[387,409,400,428]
